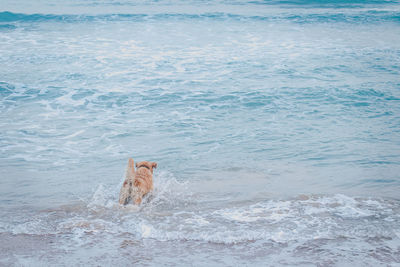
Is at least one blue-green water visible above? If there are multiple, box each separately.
[1,0,400,265]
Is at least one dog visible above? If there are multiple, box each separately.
[119,158,157,205]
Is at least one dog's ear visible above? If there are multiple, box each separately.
[135,162,139,168]
[152,162,157,169]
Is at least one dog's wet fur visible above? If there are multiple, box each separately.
[119,158,157,205]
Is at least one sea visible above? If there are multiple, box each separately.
[1,0,400,266]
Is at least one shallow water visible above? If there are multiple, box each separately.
[1,0,400,266]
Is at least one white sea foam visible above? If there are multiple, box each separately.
[4,185,400,244]
[87,184,117,210]
[109,194,400,244]
[2,186,400,267]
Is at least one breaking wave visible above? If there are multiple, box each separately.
[3,187,400,246]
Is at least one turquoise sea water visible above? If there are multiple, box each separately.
[1,0,400,265]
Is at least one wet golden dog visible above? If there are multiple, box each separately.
[119,158,157,205]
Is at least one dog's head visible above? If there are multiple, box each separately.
[136,161,157,173]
